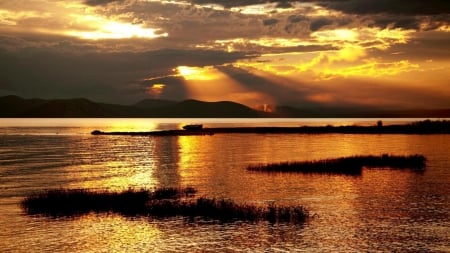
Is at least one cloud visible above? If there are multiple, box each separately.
[320,0,450,15]
[189,0,450,15]
[263,18,279,26]
[1,0,449,109]
[0,46,254,103]
[215,65,311,105]
[84,0,124,6]
[190,0,268,8]
[309,18,333,31]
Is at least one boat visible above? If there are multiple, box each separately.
[182,124,203,130]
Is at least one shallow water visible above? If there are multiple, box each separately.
[0,118,449,252]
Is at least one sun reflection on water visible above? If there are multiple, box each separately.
[71,215,163,252]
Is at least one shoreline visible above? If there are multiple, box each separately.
[91,120,450,136]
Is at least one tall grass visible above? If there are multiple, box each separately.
[21,187,196,217]
[247,154,426,174]
[147,198,308,224]
[21,187,308,224]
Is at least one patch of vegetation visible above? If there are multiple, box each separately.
[21,187,308,224]
[247,154,426,175]
[147,198,308,224]
[21,187,195,217]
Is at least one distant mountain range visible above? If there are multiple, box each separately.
[1,95,449,118]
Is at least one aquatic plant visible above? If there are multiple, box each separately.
[247,154,426,174]
[151,186,197,199]
[21,188,308,224]
[21,187,195,217]
[147,198,308,224]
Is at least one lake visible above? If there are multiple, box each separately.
[0,118,449,252]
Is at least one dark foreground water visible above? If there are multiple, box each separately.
[0,118,449,252]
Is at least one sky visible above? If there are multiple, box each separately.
[0,0,449,110]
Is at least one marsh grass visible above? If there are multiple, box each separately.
[21,187,196,217]
[21,188,308,224]
[147,198,308,224]
[247,154,426,175]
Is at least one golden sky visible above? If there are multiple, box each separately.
[0,0,449,110]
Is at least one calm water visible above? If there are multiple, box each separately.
[0,118,449,252]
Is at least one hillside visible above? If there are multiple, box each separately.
[1,95,449,118]
[0,96,267,118]
[149,100,265,118]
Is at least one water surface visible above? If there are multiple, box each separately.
[0,118,449,252]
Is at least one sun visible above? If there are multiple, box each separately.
[66,15,168,40]
[177,66,199,77]
[176,66,219,80]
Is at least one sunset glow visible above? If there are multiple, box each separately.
[65,15,168,40]
[177,66,219,81]
[0,0,448,110]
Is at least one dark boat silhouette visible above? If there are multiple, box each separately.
[182,124,203,130]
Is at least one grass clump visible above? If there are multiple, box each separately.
[21,187,195,217]
[21,187,308,224]
[145,198,308,224]
[247,154,426,175]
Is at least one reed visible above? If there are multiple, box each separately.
[151,186,197,199]
[247,154,426,174]
[21,188,308,224]
[147,198,308,224]
[21,187,196,217]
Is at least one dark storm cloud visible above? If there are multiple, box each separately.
[190,0,309,8]
[371,31,450,61]
[263,18,279,26]
[191,0,450,15]
[287,15,307,24]
[367,16,421,30]
[191,0,266,8]
[309,18,333,31]
[0,46,255,104]
[367,14,449,30]
[84,0,124,6]
[321,0,450,15]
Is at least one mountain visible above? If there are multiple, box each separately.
[133,99,177,109]
[275,105,450,118]
[0,96,268,118]
[0,95,46,117]
[1,95,449,118]
[148,99,266,118]
[21,98,114,117]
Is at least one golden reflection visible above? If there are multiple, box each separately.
[75,215,162,251]
[66,132,180,190]
[105,120,159,132]
[177,136,206,181]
